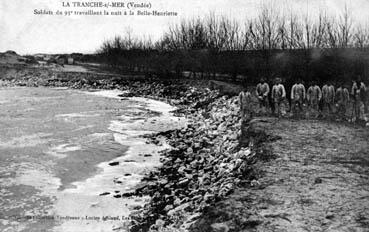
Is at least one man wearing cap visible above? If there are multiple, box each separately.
[291,79,306,116]
[351,80,366,121]
[359,80,367,113]
[239,89,253,122]
[322,81,335,116]
[307,81,322,115]
[256,77,270,113]
[271,77,286,117]
[335,82,350,119]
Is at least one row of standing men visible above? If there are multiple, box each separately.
[240,77,368,121]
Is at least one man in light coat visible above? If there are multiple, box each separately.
[271,77,286,117]
[256,77,270,113]
[359,81,367,113]
[351,80,366,121]
[335,82,350,119]
[291,79,306,115]
[307,81,322,113]
[322,81,335,116]
[239,90,253,122]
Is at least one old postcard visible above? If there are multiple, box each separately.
[1,0,369,232]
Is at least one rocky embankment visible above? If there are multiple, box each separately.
[121,88,271,231]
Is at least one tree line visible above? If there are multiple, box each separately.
[96,6,369,86]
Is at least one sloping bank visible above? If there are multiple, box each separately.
[121,84,276,232]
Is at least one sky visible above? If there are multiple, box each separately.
[0,0,368,54]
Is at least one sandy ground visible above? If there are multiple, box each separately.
[192,118,369,232]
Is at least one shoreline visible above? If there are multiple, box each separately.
[53,90,187,232]
[0,67,248,231]
[0,85,188,232]
[3,66,367,232]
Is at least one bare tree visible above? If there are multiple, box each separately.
[353,23,369,48]
[337,5,353,48]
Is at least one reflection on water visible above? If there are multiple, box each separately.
[0,87,185,232]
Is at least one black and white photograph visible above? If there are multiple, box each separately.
[0,0,369,231]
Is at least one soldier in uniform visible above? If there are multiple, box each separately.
[256,77,270,113]
[307,81,322,114]
[271,77,286,117]
[359,80,367,113]
[335,82,350,120]
[322,81,335,116]
[290,79,306,116]
[239,90,253,123]
[351,80,366,121]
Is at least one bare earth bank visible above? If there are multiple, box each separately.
[192,118,369,232]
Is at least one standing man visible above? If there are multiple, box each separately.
[290,79,306,116]
[239,89,253,123]
[271,77,286,117]
[335,82,350,120]
[351,80,365,121]
[322,81,335,117]
[256,77,270,113]
[307,81,322,113]
[359,80,367,113]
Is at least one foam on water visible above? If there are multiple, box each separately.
[45,144,83,159]
[51,90,186,232]
[130,96,177,115]
[0,133,53,148]
[56,112,101,118]
[16,168,61,196]
[50,87,69,90]
[0,89,185,232]
[83,89,128,99]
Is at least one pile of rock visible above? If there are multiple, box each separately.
[0,67,121,89]
[129,91,259,232]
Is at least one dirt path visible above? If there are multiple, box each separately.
[192,118,369,232]
[245,118,369,231]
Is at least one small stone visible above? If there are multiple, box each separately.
[178,166,186,174]
[204,193,215,203]
[130,204,142,210]
[173,197,181,206]
[168,202,192,217]
[99,192,110,196]
[155,219,165,227]
[122,192,135,197]
[211,222,229,232]
[164,204,174,212]
[178,178,190,187]
[314,177,323,184]
[325,213,334,219]
[109,161,119,166]
[250,180,260,187]
[191,194,203,202]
